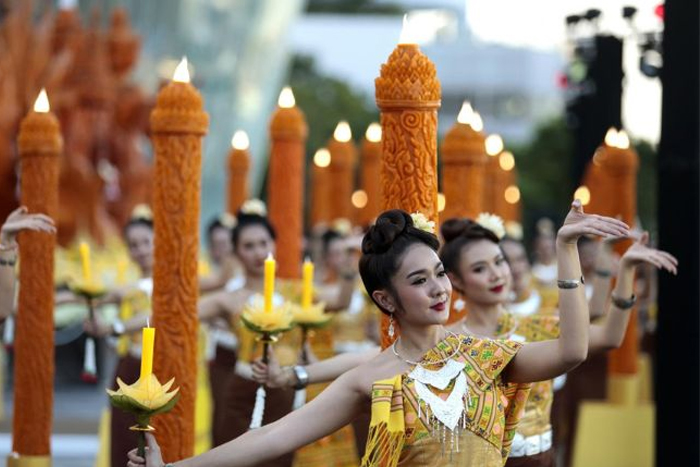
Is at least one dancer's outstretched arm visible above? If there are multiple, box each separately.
[504,200,630,384]
[127,368,368,467]
[589,232,677,351]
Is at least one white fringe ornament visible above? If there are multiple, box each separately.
[249,386,266,429]
[83,337,97,376]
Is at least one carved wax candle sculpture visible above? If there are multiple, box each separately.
[268,87,308,279]
[327,121,357,222]
[359,123,383,225]
[13,90,62,465]
[227,130,251,215]
[441,101,487,221]
[149,58,208,460]
[375,18,441,348]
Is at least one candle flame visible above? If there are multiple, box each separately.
[33,88,50,113]
[313,148,331,168]
[351,190,368,209]
[146,318,150,328]
[365,122,382,142]
[173,57,190,83]
[278,86,295,108]
[505,186,521,204]
[574,186,591,206]
[470,112,484,132]
[616,130,630,149]
[437,193,446,213]
[604,127,619,147]
[398,14,417,45]
[58,0,78,10]
[499,151,515,171]
[457,101,474,125]
[231,130,250,150]
[485,134,504,156]
[334,121,352,143]
[266,253,274,261]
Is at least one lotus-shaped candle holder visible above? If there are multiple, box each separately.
[107,374,180,456]
[69,279,108,300]
[291,302,332,329]
[241,301,294,335]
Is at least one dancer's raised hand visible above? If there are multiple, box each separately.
[557,199,630,244]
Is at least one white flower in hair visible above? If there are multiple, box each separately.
[410,212,435,234]
[332,218,352,236]
[219,212,237,229]
[476,213,506,239]
[240,199,267,217]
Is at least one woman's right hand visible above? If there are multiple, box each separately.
[620,232,678,275]
[251,349,289,388]
[83,316,113,338]
[127,433,164,467]
[1,206,56,244]
[557,199,630,244]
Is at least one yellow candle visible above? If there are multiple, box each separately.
[116,258,128,285]
[264,253,276,313]
[79,242,92,282]
[140,325,155,379]
[302,258,314,309]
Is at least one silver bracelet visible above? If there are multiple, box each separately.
[611,293,636,310]
[557,275,585,289]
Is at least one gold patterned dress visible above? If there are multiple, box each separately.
[362,334,530,467]
[495,312,560,467]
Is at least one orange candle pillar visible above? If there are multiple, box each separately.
[375,21,441,347]
[441,101,487,221]
[599,129,640,403]
[268,87,308,279]
[310,148,331,227]
[227,130,251,214]
[149,58,209,461]
[359,123,383,225]
[12,89,62,466]
[327,121,357,222]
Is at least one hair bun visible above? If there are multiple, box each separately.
[440,218,474,243]
[362,209,412,255]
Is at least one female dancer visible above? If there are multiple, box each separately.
[127,201,628,467]
[440,216,676,466]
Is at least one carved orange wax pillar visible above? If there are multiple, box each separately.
[376,31,441,348]
[441,101,487,221]
[12,90,62,466]
[149,59,208,461]
[311,148,331,227]
[268,87,308,279]
[359,122,383,225]
[599,129,640,403]
[327,121,356,222]
[227,130,251,214]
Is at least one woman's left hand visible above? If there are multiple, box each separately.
[621,232,678,275]
[127,433,164,467]
[557,199,630,244]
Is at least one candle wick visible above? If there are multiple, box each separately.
[147,318,150,328]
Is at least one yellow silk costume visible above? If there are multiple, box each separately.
[362,335,530,467]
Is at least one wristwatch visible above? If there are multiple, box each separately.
[292,365,309,390]
[112,320,126,337]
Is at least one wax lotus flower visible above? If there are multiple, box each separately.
[291,302,332,328]
[69,279,107,299]
[476,213,506,240]
[410,212,435,234]
[107,374,179,415]
[241,301,294,334]
[240,199,267,217]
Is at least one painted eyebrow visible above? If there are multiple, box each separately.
[406,261,444,279]
[468,253,505,268]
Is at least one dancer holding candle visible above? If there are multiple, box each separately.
[128,203,633,467]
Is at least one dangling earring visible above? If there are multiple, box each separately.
[388,314,395,339]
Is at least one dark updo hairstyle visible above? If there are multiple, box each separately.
[124,216,153,237]
[439,218,501,289]
[206,217,228,242]
[321,229,343,254]
[232,211,277,248]
[359,210,440,315]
